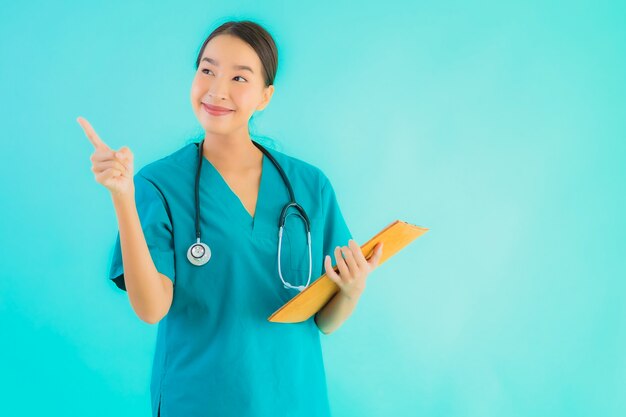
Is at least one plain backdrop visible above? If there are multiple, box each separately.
[1,1,625,416]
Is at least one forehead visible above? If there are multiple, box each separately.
[201,34,261,71]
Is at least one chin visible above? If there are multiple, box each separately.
[201,123,236,135]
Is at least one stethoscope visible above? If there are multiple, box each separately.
[187,140,313,291]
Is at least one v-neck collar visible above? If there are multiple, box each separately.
[200,148,268,233]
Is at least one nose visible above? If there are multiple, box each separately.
[206,75,230,101]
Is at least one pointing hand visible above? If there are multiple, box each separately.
[77,116,134,196]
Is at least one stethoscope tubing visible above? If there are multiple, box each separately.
[188,140,313,291]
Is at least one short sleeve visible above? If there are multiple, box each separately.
[108,173,175,292]
[320,176,353,270]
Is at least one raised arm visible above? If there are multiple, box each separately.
[78,116,173,324]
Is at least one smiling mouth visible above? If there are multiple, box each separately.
[202,103,234,116]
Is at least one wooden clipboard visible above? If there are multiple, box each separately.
[268,219,429,323]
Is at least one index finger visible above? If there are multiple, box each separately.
[77,116,110,150]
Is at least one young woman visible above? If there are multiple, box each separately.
[79,20,383,417]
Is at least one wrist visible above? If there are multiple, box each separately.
[110,189,135,209]
[339,290,362,303]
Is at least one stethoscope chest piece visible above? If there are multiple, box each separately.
[187,239,211,266]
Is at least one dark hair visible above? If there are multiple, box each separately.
[194,20,278,87]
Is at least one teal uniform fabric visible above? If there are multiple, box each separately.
[108,142,352,417]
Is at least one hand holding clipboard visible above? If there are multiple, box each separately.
[268,220,429,323]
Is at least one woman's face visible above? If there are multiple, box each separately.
[190,34,274,135]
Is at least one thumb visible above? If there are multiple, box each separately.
[115,147,133,174]
[116,146,132,160]
[368,242,384,269]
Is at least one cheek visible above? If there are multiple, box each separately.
[238,89,259,105]
[190,74,211,97]
[190,80,203,103]
[231,91,262,116]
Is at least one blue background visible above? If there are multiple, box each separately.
[1,1,625,416]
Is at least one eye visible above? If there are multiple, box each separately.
[201,68,246,82]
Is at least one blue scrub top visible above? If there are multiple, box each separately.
[108,142,352,417]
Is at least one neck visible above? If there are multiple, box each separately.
[202,126,261,172]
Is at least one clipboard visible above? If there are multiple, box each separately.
[268,219,429,323]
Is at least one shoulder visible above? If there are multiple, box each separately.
[260,144,331,189]
[133,142,197,191]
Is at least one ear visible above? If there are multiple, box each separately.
[256,84,275,111]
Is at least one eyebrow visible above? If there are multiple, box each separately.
[201,57,254,74]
